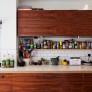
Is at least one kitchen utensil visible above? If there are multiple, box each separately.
[51,56,59,65]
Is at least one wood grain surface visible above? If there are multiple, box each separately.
[18,10,92,36]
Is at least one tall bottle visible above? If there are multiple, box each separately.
[5,54,10,68]
[60,41,62,49]
[2,55,6,68]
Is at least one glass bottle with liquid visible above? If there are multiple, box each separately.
[2,55,6,68]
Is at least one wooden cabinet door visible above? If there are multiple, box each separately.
[84,73,92,92]
[63,73,84,92]
[0,73,13,92]
[76,10,92,36]
[57,10,78,36]
[18,10,58,36]
[13,73,46,92]
[13,73,65,92]
[18,10,92,36]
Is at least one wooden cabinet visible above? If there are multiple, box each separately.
[1,73,92,92]
[84,73,92,92]
[0,73,13,92]
[13,73,65,92]
[63,73,83,92]
[18,10,58,36]
[18,10,92,36]
[13,73,84,92]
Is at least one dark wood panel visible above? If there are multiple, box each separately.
[14,88,48,92]
[13,73,65,92]
[84,83,92,92]
[18,10,92,36]
[0,82,13,92]
[63,73,83,82]
[13,73,64,82]
[65,83,83,92]
[57,10,78,20]
[73,10,92,20]
[14,88,65,92]
[84,73,92,82]
[0,73,13,92]
[0,73,13,82]
[18,10,58,20]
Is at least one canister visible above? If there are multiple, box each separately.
[5,59,10,67]
[10,60,14,67]
[2,60,6,68]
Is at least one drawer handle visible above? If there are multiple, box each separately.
[0,76,4,78]
[35,75,57,79]
[35,76,45,79]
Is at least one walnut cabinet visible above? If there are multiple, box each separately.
[18,10,92,36]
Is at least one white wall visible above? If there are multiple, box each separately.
[19,0,92,10]
[18,0,92,65]
[0,0,16,62]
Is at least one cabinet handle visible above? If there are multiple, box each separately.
[0,75,4,78]
[35,75,45,79]
[35,75,57,79]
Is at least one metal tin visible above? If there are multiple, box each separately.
[2,60,6,67]
[10,60,14,67]
[6,59,10,67]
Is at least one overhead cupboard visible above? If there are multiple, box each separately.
[18,10,92,36]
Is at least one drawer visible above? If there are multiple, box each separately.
[65,82,83,92]
[63,73,83,82]
[14,88,47,92]
[0,82,13,92]
[84,83,92,92]
[14,73,45,82]
[13,73,64,82]
[0,73,13,82]
[84,73,92,82]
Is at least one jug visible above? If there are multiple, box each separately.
[51,56,59,65]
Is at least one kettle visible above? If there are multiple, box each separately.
[51,56,59,65]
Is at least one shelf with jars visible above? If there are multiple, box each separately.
[18,36,92,58]
[18,37,92,50]
[17,36,92,66]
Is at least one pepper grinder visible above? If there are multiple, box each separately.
[88,54,91,62]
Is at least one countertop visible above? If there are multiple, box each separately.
[0,65,92,73]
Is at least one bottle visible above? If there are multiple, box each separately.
[47,40,50,49]
[74,41,78,49]
[63,42,66,49]
[79,41,82,49]
[50,41,53,49]
[10,55,14,68]
[6,54,10,68]
[41,41,44,49]
[57,41,60,49]
[34,42,37,49]
[69,42,72,49]
[2,55,6,68]
[88,41,91,49]
[60,41,62,49]
[37,38,41,49]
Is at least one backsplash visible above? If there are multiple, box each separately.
[32,49,92,64]
[0,49,16,66]
[18,36,92,65]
